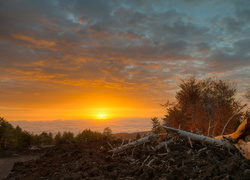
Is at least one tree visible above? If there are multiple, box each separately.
[0,117,16,148]
[151,117,162,134]
[76,129,104,142]
[61,131,74,143]
[39,132,53,146]
[54,132,62,145]
[103,127,114,139]
[162,77,242,136]
[0,117,32,149]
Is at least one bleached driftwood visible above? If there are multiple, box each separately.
[162,126,236,150]
[110,134,165,154]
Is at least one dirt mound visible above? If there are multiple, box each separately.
[4,138,250,180]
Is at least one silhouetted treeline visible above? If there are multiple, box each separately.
[0,117,114,150]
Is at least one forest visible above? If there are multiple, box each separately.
[0,117,114,151]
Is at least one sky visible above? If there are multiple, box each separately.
[1,0,250,133]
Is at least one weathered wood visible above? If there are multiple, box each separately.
[155,138,174,150]
[110,134,165,154]
[215,117,250,141]
[162,126,236,150]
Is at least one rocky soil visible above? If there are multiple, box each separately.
[3,138,250,180]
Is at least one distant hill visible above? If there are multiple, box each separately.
[113,131,149,140]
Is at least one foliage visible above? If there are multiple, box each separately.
[76,129,104,142]
[39,132,53,146]
[151,117,162,134]
[162,77,242,136]
[0,117,32,149]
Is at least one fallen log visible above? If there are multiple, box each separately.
[162,126,236,150]
[110,134,166,154]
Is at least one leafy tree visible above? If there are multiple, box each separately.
[39,132,53,146]
[0,117,16,148]
[31,133,40,146]
[103,127,114,139]
[54,132,62,145]
[20,130,32,148]
[61,131,74,143]
[0,117,32,149]
[76,129,104,142]
[151,117,162,134]
[162,77,241,136]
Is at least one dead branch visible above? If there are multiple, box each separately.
[155,138,174,150]
[162,126,236,150]
[188,136,193,148]
[221,104,247,135]
[131,145,136,156]
[141,155,150,167]
[147,158,155,167]
[107,141,113,149]
[120,139,125,147]
[110,134,165,154]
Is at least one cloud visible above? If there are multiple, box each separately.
[0,0,250,119]
[11,34,57,49]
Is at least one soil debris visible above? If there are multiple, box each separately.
[4,138,250,180]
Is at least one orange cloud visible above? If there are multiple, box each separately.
[11,34,57,49]
[77,17,88,24]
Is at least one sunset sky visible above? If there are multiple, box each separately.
[1,0,250,131]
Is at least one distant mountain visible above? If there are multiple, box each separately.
[113,131,149,140]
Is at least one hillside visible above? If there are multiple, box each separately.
[4,138,250,180]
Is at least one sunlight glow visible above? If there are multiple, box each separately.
[99,114,105,118]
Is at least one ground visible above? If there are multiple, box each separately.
[3,138,250,180]
[0,155,39,180]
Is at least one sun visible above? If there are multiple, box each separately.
[99,114,105,118]
[96,113,107,120]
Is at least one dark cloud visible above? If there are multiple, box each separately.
[0,0,250,117]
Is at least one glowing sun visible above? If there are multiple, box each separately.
[96,113,107,119]
[99,114,105,118]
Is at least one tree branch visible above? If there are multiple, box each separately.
[221,104,247,135]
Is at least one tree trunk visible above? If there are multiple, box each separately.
[162,126,236,150]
